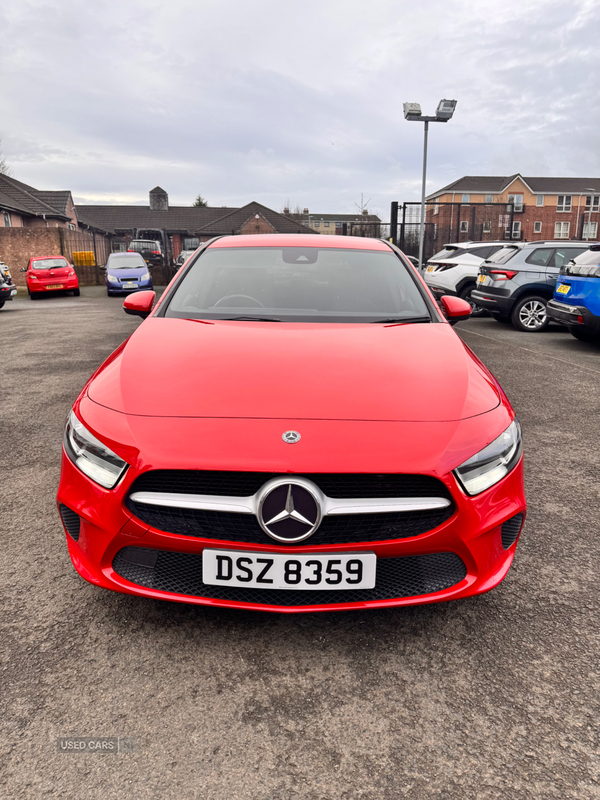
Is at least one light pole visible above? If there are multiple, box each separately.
[403,100,457,270]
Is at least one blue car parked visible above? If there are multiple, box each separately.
[104,252,153,296]
[547,244,600,342]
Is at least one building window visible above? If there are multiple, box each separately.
[483,221,491,233]
[536,195,544,206]
[462,194,470,204]
[512,221,522,239]
[554,221,570,238]
[557,195,572,212]
[313,221,320,228]
[485,194,493,204]
[508,194,524,212]
[433,223,438,237]
[585,196,600,211]
[3,211,11,227]
[68,222,76,231]
[583,222,598,239]
[533,221,542,233]
[433,200,439,215]
[324,221,330,227]
[460,220,469,233]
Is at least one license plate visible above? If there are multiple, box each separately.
[122,282,136,288]
[557,284,570,294]
[477,274,488,284]
[202,549,376,590]
[46,284,63,289]
[426,265,435,272]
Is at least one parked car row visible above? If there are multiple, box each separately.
[425,239,599,339]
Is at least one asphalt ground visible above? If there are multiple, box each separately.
[1,286,598,799]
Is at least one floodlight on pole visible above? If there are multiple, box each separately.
[404,99,457,270]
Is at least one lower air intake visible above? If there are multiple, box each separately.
[59,504,81,542]
[501,513,524,550]
[112,547,467,607]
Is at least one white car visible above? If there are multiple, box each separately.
[174,249,196,268]
[424,242,506,316]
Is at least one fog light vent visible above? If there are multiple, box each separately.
[59,504,81,542]
[501,513,523,550]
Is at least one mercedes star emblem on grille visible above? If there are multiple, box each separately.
[257,478,322,542]
[282,430,301,444]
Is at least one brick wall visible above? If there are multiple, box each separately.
[0,228,62,286]
[240,214,276,235]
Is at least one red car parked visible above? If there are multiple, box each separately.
[57,235,526,613]
[23,255,80,299]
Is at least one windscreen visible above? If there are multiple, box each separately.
[485,247,519,265]
[570,249,600,266]
[165,246,430,322]
[129,241,157,252]
[108,254,146,269]
[31,258,68,269]
[430,246,465,260]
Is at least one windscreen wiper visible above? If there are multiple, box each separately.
[221,316,282,322]
[370,316,431,324]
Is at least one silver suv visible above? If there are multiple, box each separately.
[471,241,590,332]
[424,241,506,316]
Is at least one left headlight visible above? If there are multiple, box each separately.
[454,419,522,496]
[64,410,128,489]
[141,272,150,281]
[107,274,119,283]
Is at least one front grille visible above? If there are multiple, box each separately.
[501,513,524,549]
[59,504,81,541]
[112,547,467,606]
[129,470,452,499]
[126,471,454,546]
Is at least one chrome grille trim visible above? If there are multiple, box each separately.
[129,490,451,516]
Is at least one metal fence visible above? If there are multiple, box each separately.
[390,201,518,263]
[58,228,112,284]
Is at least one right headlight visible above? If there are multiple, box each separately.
[64,410,128,489]
[454,419,522,496]
[107,274,119,283]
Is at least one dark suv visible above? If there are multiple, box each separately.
[127,239,165,267]
[471,241,589,332]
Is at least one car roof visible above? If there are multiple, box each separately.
[31,254,65,260]
[208,234,391,251]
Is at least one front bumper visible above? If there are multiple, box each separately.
[57,434,526,613]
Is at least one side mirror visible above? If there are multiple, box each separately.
[439,295,471,325]
[20,267,27,272]
[99,265,106,270]
[123,290,156,318]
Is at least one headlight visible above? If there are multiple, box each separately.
[107,274,119,283]
[454,420,522,496]
[64,410,128,488]
[141,272,150,281]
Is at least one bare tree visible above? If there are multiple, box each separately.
[0,140,12,176]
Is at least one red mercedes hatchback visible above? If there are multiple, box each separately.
[57,235,526,613]
[25,255,80,298]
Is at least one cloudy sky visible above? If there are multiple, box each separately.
[1,0,599,218]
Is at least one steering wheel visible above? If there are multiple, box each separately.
[213,294,264,308]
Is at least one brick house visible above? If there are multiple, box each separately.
[0,174,78,229]
[288,209,382,236]
[426,174,600,243]
[77,189,312,260]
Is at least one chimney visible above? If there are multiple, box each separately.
[303,208,309,215]
[283,206,290,215]
[149,186,168,211]
[362,209,369,216]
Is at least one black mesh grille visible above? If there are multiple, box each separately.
[126,471,454,545]
[59,504,81,541]
[112,547,467,606]
[501,513,523,549]
[128,470,452,499]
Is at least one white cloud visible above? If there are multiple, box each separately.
[1,0,598,214]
